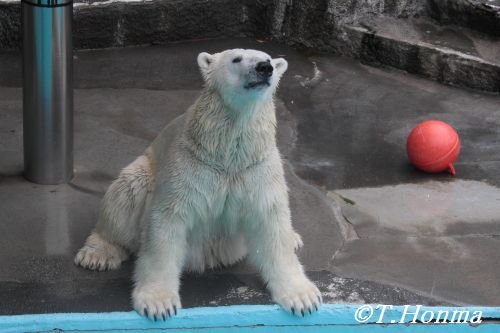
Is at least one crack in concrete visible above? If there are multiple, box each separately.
[326,192,360,242]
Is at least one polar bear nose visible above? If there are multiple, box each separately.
[255,61,273,77]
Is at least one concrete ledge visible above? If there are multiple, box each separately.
[428,0,500,37]
[344,18,500,92]
[1,305,499,332]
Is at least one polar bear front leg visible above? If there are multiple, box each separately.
[245,169,322,316]
[248,200,322,316]
[132,210,187,321]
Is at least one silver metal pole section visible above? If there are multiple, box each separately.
[22,0,73,184]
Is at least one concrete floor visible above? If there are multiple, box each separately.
[1,38,499,315]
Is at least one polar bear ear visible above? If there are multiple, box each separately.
[197,52,214,79]
[273,58,288,76]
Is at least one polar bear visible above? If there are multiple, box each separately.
[74,49,322,320]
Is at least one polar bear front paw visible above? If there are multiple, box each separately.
[74,233,128,271]
[132,284,181,321]
[271,278,322,316]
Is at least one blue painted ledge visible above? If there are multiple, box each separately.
[1,304,499,333]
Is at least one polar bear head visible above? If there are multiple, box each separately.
[197,49,288,109]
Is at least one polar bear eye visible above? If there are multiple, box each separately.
[232,56,242,63]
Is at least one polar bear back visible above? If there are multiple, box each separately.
[146,113,187,178]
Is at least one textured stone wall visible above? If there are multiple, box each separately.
[0,2,20,50]
[269,0,426,55]
[1,0,498,51]
[0,0,276,50]
[74,0,275,49]
[0,0,429,51]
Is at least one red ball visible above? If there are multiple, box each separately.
[407,120,460,175]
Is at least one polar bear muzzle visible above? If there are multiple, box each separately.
[244,61,274,89]
[256,61,273,77]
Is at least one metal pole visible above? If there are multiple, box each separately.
[22,0,73,185]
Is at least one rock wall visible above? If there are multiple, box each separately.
[0,0,428,51]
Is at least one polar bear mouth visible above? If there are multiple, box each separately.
[244,80,271,89]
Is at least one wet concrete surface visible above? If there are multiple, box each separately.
[1,38,500,314]
[334,181,500,305]
[283,57,500,189]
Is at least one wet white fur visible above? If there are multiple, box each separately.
[75,49,322,320]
